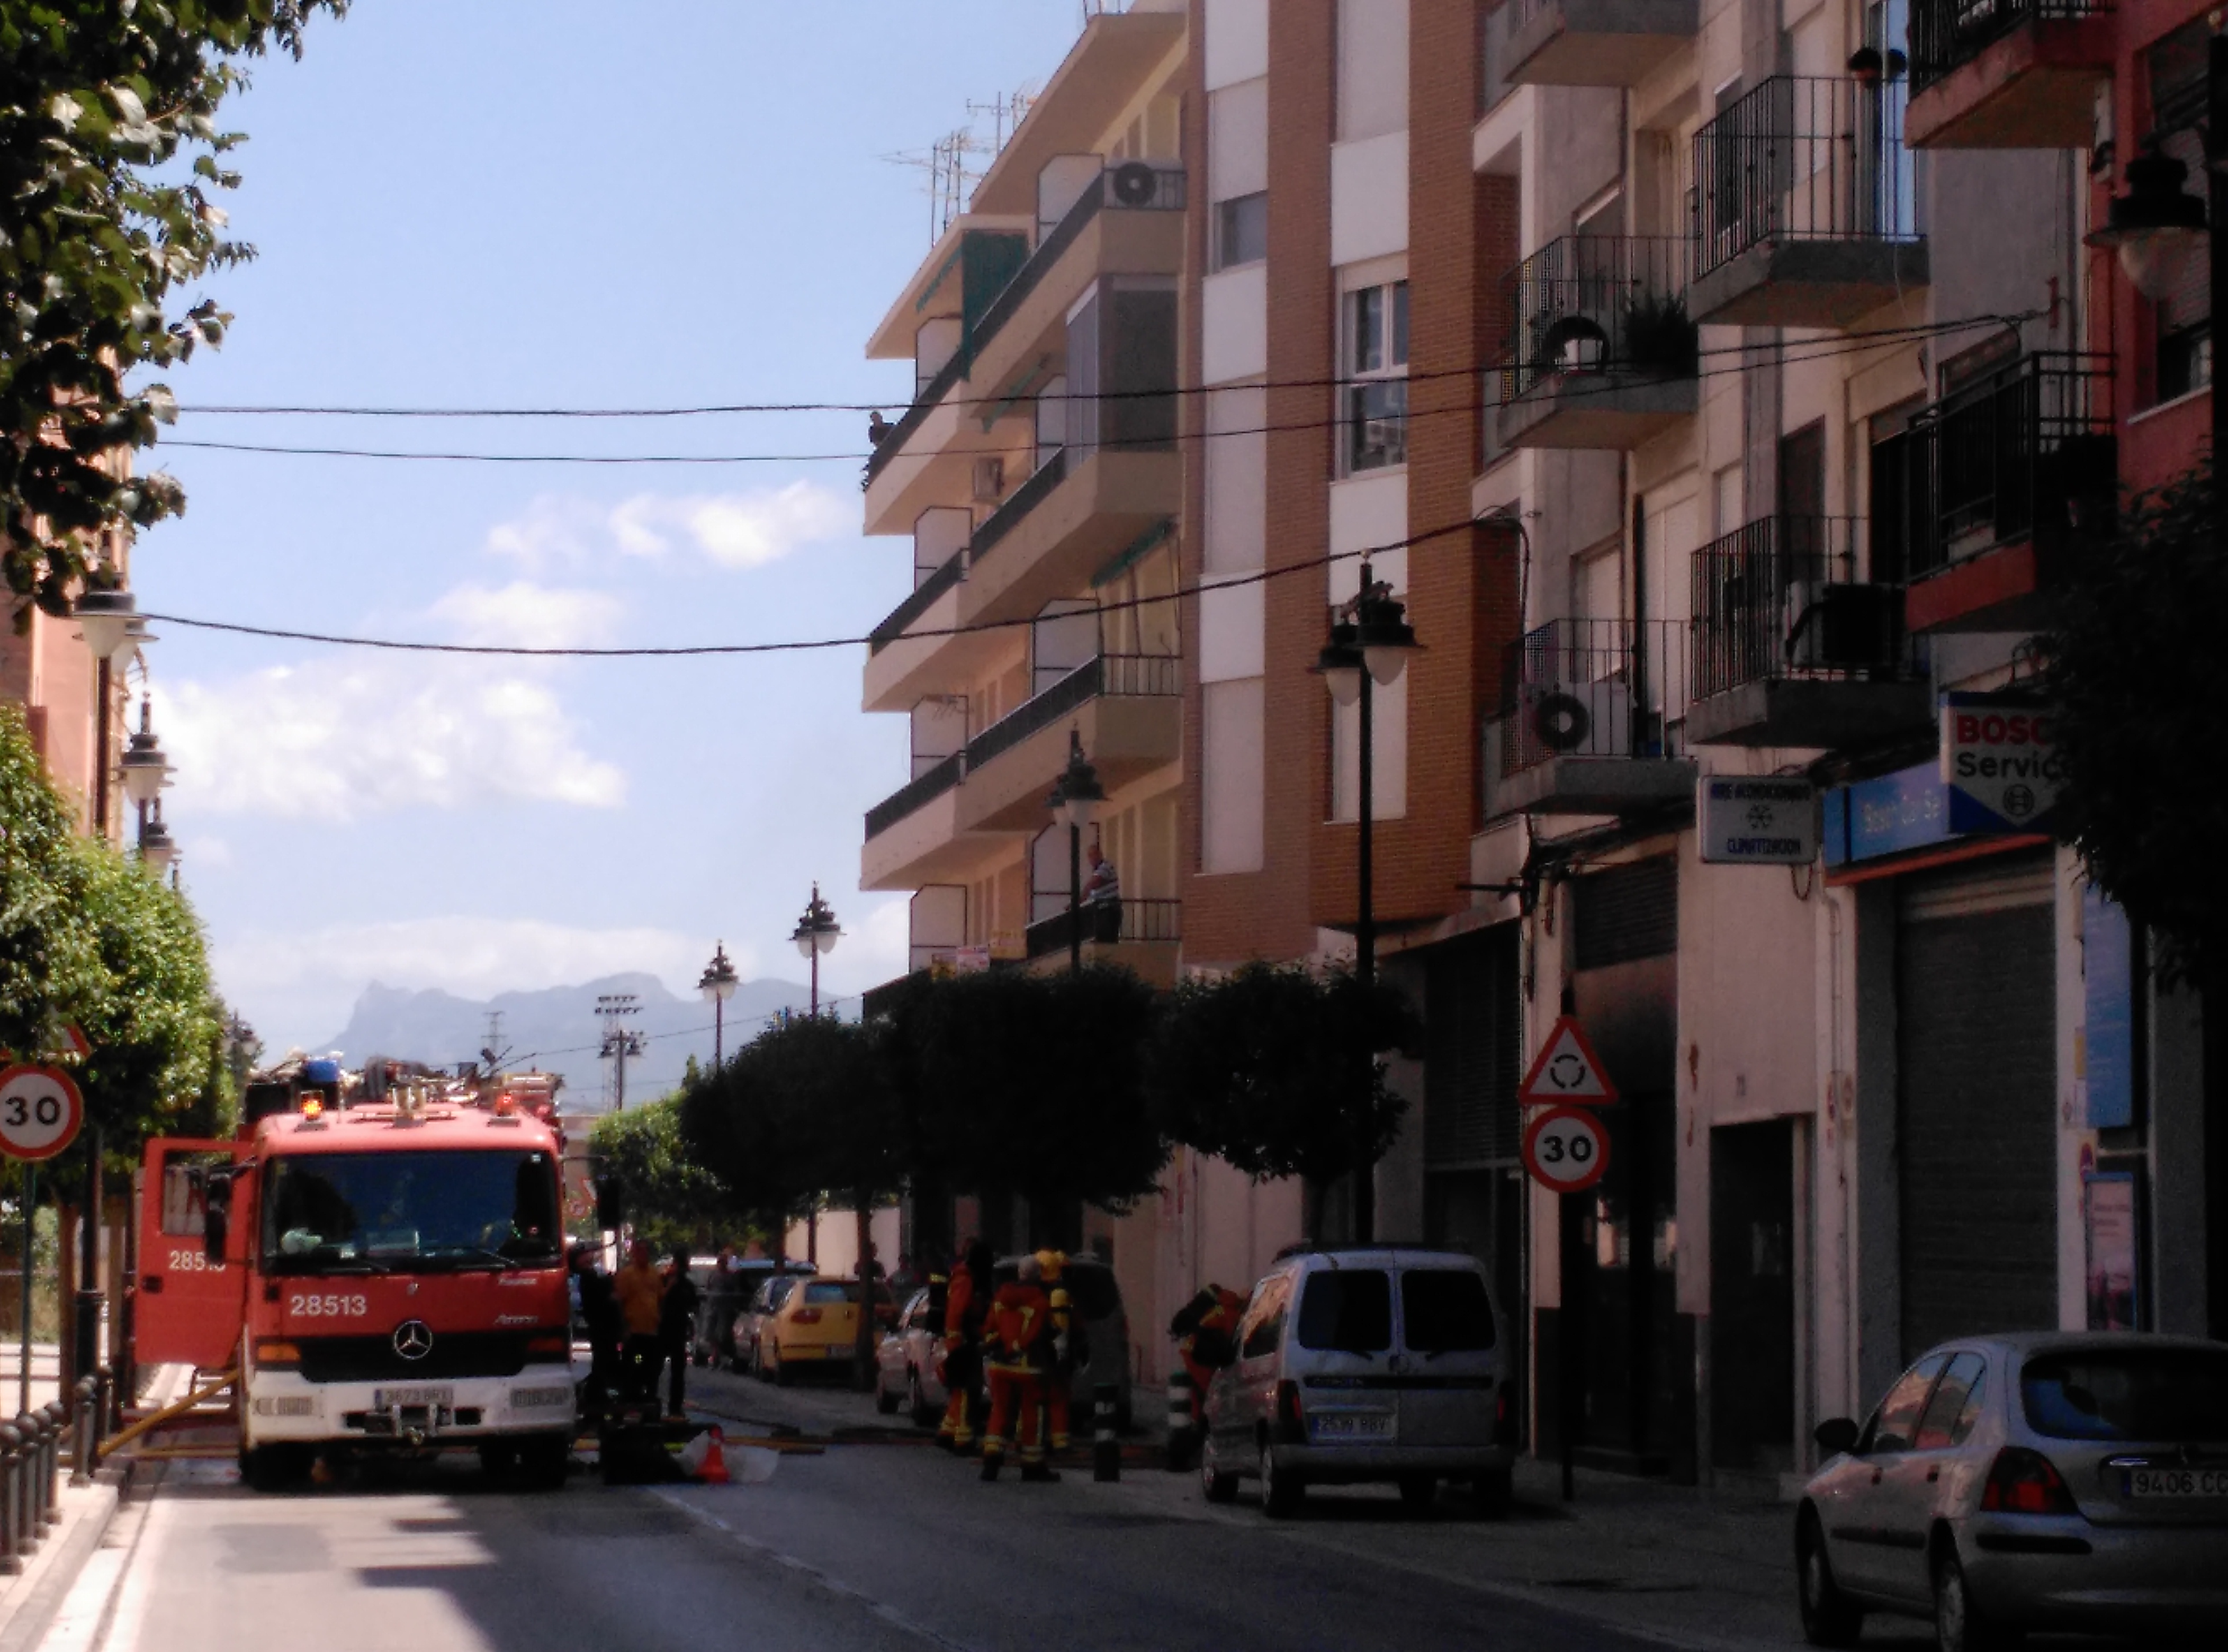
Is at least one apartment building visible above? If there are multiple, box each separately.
[859,0,2214,1469]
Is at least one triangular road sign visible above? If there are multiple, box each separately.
[1518,1016,1618,1106]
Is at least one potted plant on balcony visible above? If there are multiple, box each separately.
[1621,291,1699,378]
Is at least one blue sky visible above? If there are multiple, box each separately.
[137,0,1081,1076]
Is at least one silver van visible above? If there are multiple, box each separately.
[1198,1245,1514,1518]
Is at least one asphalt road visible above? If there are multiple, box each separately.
[89,1368,1799,1652]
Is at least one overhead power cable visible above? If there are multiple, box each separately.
[169,311,2030,423]
[141,516,1487,658]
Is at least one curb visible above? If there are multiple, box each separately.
[0,1462,134,1652]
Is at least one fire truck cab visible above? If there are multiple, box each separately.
[139,1086,577,1490]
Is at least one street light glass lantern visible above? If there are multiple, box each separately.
[139,806,177,877]
[73,589,138,663]
[1046,729,1104,831]
[1314,623,1365,708]
[2088,144,2209,302]
[698,942,740,1003]
[118,698,172,806]
[1354,591,1421,686]
[790,885,842,958]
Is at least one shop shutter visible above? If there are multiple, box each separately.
[1424,926,1522,1168]
[1895,855,2056,1363]
[1571,857,1678,971]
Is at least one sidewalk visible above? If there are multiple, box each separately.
[0,1346,64,1418]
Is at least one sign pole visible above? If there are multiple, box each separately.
[19,1163,33,1416]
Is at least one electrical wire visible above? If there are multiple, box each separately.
[169,312,2031,422]
[140,516,1478,658]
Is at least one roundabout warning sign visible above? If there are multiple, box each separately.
[1517,1016,1617,1107]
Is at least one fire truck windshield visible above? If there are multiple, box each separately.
[260,1150,562,1274]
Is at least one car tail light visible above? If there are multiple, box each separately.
[524,1333,568,1360]
[1980,1447,2080,1516]
[1275,1379,1303,1441]
[1495,1385,1516,1447]
[255,1340,301,1368]
[793,1308,822,1325]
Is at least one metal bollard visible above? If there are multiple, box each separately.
[1163,1369,1193,1471]
[1092,1384,1120,1483]
[41,1401,65,1524]
[17,1412,47,1541]
[0,1424,19,1575]
[71,1376,97,1487]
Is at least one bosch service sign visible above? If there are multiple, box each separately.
[1940,691,2062,834]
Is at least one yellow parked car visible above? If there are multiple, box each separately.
[756,1277,893,1385]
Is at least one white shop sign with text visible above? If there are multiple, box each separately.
[1697,776,1819,865]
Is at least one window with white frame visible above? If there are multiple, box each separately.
[1215,192,1268,270]
[1341,281,1409,473]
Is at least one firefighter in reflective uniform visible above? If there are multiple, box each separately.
[1171,1282,1246,1430]
[979,1253,1056,1483]
[1036,1249,1090,1454]
[936,1239,992,1452]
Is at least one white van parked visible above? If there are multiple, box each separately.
[1198,1244,1515,1518]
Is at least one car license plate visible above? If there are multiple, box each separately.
[1309,1412,1394,1443]
[2126,1467,2228,1500]
[373,1386,454,1409]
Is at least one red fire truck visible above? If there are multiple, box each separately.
[138,1084,577,1491]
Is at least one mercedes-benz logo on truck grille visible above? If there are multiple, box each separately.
[392,1320,435,1361]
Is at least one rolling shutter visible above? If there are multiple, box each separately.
[1572,857,1678,969]
[1894,854,2056,1362]
[1424,926,1523,1168]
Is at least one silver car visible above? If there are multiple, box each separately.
[1198,1245,1514,1519]
[874,1287,947,1426]
[1796,1332,2228,1650]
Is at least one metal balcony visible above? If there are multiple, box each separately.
[1688,76,1928,329]
[1501,0,1699,88]
[1686,517,1931,750]
[1906,0,2114,149]
[957,653,1180,833]
[1485,620,1696,818]
[1023,897,1181,981]
[1488,236,1696,453]
[1874,351,2116,634]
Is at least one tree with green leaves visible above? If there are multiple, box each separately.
[1,702,101,1056]
[2047,457,2228,979]
[588,1095,728,1254]
[2,0,346,610]
[1150,963,1416,1241]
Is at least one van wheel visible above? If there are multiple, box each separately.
[1398,1475,1436,1513]
[1200,1436,1238,1504]
[1472,1467,1513,1520]
[1259,1442,1304,1519]
[242,1443,312,1493]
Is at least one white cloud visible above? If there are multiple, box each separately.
[156,661,625,821]
[487,482,851,571]
[820,897,910,1007]
[428,580,622,649]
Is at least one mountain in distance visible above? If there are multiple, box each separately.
[315,971,810,1109]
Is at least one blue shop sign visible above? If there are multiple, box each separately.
[1823,762,1955,868]
[2082,887,2135,1131]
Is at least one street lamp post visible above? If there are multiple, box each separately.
[1313,560,1420,1245]
[1045,730,1105,974]
[791,886,842,1017]
[699,943,740,1067]
[118,695,172,854]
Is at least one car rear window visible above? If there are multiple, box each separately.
[1296,1269,1392,1353]
[2021,1349,2228,1442]
[802,1281,856,1306]
[1400,1269,1495,1353]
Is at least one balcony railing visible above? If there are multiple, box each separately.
[1871,351,2115,583]
[1023,896,1181,961]
[868,552,965,656]
[968,447,1067,567]
[965,652,1180,773]
[1910,0,2112,93]
[865,163,1186,490]
[1494,618,1690,777]
[1489,235,1695,404]
[1690,517,1912,701]
[865,751,964,841]
[1691,76,1918,280]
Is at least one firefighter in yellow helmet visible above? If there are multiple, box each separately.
[1036,1249,1091,1455]
[936,1239,992,1452]
[980,1253,1056,1483]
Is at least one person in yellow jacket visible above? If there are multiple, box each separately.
[1037,1249,1091,1454]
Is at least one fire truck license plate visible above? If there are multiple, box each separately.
[374,1387,454,1409]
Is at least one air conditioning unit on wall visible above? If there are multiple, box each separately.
[1516,677,1633,758]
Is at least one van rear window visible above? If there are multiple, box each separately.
[1296,1270,1392,1353]
[1401,1269,1495,1353]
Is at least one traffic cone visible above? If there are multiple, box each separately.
[697,1424,731,1484]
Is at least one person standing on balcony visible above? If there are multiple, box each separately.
[1084,843,1121,944]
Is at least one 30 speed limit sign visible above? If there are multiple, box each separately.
[1522,1106,1610,1194]
[0,1064,84,1162]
